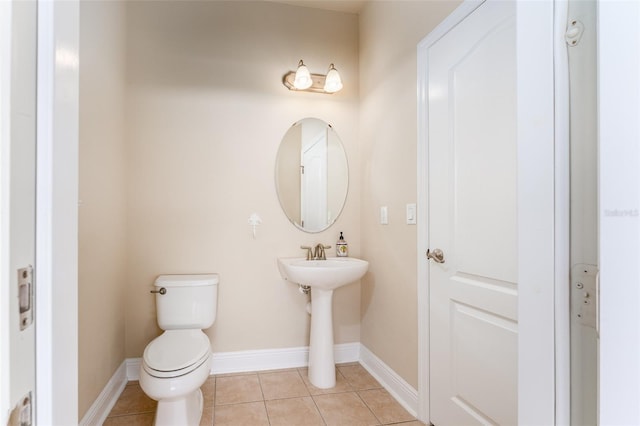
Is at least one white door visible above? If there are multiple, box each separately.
[427,1,517,424]
[1,1,37,424]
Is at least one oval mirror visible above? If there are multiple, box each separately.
[275,118,348,233]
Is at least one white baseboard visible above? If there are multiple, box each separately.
[126,357,142,381]
[79,361,128,426]
[359,344,418,417]
[125,342,360,381]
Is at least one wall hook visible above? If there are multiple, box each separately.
[248,213,262,239]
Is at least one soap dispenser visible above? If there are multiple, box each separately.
[336,232,348,257]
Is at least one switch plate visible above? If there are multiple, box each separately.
[406,203,417,225]
[380,206,388,225]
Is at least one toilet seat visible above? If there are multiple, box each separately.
[143,330,211,378]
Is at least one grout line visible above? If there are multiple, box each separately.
[308,389,328,426]
[356,389,385,425]
[262,399,271,426]
[255,372,272,425]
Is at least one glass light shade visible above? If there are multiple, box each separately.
[294,60,313,90]
[324,64,343,93]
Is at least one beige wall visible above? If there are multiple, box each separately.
[76,1,465,414]
[78,0,127,418]
[124,1,361,357]
[358,0,461,388]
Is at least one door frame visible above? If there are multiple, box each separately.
[35,1,79,424]
[416,0,570,423]
[598,1,640,423]
[0,0,14,419]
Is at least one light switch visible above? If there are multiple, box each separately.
[406,203,417,225]
[380,206,388,225]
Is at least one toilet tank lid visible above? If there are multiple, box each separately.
[155,274,219,287]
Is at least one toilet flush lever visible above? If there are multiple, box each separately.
[150,287,167,295]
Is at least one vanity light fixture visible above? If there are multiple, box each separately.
[283,59,343,94]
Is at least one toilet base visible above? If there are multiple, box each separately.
[154,388,203,426]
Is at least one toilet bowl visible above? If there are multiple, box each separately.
[139,274,219,426]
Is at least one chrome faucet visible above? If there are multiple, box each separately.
[313,243,332,260]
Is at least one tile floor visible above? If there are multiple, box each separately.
[104,363,425,425]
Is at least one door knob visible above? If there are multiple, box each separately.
[426,248,445,264]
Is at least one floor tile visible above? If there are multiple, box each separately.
[215,374,263,405]
[214,371,259,378]
[265,397,324,426]
[299,367,353,395]
[214,401,269,426]
[201,376,215,407]
[337,364,382,391]
[103,412,154,426]
[313,392,380,426]
[359,388,415,424]
[259,370,309,400]
[108,383,156,416]
[199,405,214,426]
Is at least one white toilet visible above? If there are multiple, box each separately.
[140,274,219,426]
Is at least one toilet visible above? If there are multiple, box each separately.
[139,274,219,426]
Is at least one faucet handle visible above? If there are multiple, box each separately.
[300,246,313,260]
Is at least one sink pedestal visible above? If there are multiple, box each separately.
[308,288,336,389]
[276,257,369,389]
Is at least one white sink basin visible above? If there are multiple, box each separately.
[278,257,369,291]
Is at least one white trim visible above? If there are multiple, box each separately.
[126,358,142,381]
[417,0,483,49]
[35,1,55,422]
[79,362,127,426]
[416,1,485,422]
[0,1,12,421]
[126,343,361,381]
[359,345,418,417]
[598,1,640,424]
[212,346,308,375]
[516,1,557,424]
[553,0,571,424]
[416,12,429,423]
[126,359,142,381]
[36,1,80,424]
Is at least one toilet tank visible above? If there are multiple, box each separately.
[154,274,219,330]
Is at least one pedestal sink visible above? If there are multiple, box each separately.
[277,257,368,388]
